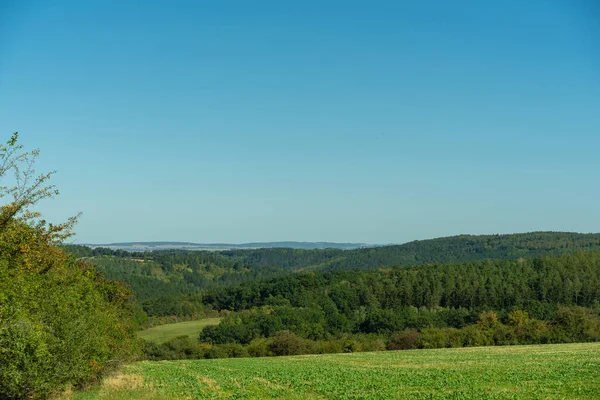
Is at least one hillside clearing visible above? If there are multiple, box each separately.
[137,318,221,344]
[71,342,600,399]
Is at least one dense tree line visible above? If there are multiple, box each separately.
[143,305,600,361]
[220,247,345,270]
[199,251,600,345]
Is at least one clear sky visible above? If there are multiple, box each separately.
[0,0,598,244]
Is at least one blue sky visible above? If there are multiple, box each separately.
[0,0,598,244]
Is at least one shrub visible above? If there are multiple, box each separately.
[491,324,517,346]
[0,134,139,398]
[387,329,419,350]
[268,331,307,356]
[247,338,270,357]
[315,340,344,354]
[0,224,140,398]
[218,343,249,358]
[552,306,600,343]
[356,335,386,352]
[462,325,493,347]
[417,328,463,349]
[203,346,230,359]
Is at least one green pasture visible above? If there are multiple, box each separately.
[71,342,600,399]
[137,318,221,344]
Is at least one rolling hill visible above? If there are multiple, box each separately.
[225,231,600,271]
[65,231,600,318]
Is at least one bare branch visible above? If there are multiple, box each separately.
[0,132,79,241]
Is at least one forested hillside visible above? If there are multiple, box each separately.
[201,251,600,339]
[66,232,600,319]
[226,232,600,271]
[144,251,600,360]
[63,235,600,362]
[76,250,286,317]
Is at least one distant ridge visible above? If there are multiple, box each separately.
[219,231,600,272]
[83,241,368,251]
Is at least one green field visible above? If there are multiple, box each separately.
[72,342,600,399]
[137,318,221,344]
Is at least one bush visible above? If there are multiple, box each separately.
[268,331,307,356]
[203,346,230,359]
[356,335,386,352]
[217,343,249,358]
[491,324,517,346]
[387,329,419,350]
[552,306,600,343]
[462,325,494,347]
[0,223,140,398]
[247,338,270,357]
[417,328,463,349]
[519,319,550,344]
[0,134,140,398]
[315,340,344,354]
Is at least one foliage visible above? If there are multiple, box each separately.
[137,305,600,361]
[65,231,600,321]
[0,134,139,399]
[387,329,419,350]
[200,251,600,343]
[65,250,287,317]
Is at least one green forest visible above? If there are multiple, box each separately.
[223,232,600,271]
[63,231,600,320]
[169,251,600,359]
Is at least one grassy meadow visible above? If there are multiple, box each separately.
[71,342,600,400]
[137,318,221,344]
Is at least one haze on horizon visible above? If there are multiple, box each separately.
[0,1,598,244]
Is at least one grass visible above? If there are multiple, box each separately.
[137,318,221,344]
[71,342,600,399]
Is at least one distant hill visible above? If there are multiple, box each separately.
[82,232,600,270]
[82,241,368,251]
[325,231,600,270]
[225,231,600,271]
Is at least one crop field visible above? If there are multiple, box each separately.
[71,342,600,399]
[137,318,221,344]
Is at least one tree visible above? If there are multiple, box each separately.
[0,132,79,241]
[0,133,139,399]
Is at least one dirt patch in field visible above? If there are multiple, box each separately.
[197,375,221,392]
[102,373,144,391]
[252,377,287,389]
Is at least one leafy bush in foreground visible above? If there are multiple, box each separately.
[0,134,139,399]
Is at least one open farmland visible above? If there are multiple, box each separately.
[71,342,600,400]
[137,318,221,344]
